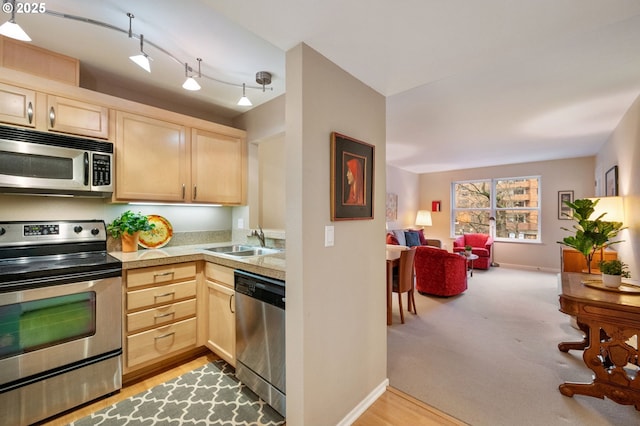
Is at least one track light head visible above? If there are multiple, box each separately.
[0,1,31,41]
[237,83,252,106]
[129,34,151,72]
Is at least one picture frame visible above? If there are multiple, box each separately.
[385,193,398,221]
[605,165,618,196]
[330,132,375,221]
[558,190,574,220]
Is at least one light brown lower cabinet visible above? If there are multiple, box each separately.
[205,262,236,366]
[124,262,198,373]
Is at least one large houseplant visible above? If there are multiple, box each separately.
[558,198,625,274]
[107,210,154,252]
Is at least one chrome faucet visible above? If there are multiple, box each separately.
[251,226,266,247]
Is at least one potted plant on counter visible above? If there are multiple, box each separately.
[599,259,631,288]
[107,210,154,252]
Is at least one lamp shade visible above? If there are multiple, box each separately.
[415,210,433,227]
[588,197,624,223]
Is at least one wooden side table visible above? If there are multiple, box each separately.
[558,272,640,409]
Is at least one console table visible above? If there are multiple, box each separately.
[558,272,640,409]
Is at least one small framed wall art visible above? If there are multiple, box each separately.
[330,132,375,221]
[385,193,398,221]
[558,190,574,220]
[605,165,618,196]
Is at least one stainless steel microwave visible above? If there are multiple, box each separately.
[0,125,113,197]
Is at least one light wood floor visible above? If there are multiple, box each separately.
[41,354,465,426]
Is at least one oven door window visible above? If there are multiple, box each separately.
[0,292,96,359]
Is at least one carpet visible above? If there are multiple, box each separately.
[387,267,640,426]
[70,360,285,426]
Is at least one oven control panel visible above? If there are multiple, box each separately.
[24,224,60,236]
[0,220,106,247]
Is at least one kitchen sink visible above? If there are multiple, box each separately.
[205,245,281,257]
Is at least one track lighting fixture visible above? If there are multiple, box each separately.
[127,13,151,72]
[129,34,151,72]
[237,83,252,106]
[182,58,202,91]
[37,10,275,105]
[0,0,31,41]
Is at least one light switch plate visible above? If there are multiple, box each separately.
[238,218,244,229]
[325,226,334,247]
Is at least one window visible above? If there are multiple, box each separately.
[452,176,541,242]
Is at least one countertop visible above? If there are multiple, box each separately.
[109,242,286,281]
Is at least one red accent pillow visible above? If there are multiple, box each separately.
[386,233,399,245]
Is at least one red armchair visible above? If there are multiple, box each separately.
[415,246,467,296]
[453,233,493,270]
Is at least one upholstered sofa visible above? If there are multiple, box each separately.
[414,246,468,296]
[386,228,441,249]
[452,233,493,270]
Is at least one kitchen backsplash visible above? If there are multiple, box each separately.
[107,230,231,252]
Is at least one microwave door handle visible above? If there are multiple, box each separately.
[84,152,90,186]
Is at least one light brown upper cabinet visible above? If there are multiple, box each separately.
[115,111,188,202]
[191,128,247,205]
[0,82,36,127]
[47,95,109,139]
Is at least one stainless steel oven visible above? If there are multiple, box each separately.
[0,220,122,426]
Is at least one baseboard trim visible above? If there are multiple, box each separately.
[336,378,389,426]
[495,262,560,273]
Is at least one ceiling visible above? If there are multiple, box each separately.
[10,0,640,173]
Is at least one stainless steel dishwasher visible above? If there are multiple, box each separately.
[234,270,286,416]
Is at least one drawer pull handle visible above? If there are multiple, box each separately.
[229,294,235,314]
[154,332,175,340]
[154,271,174,277]
[155,291,175,298]
[155,312,175,319]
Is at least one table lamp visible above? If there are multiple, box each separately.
[415,210,432,229]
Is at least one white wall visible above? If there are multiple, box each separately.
[385,164,419,229]
[285,44,387,425]
[233,95,287,234]
[595,94,640,280]
[418,157,595,270]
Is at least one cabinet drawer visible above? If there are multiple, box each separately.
[127,299,196,333]
[127,280,196,311]
[204,262,234,287]
[126,317,197,368]
[127,262,196,289]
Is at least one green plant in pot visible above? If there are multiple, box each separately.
[464,245,473,256]
[558,198,626,274]
[107,210,154,252]
[599,259,630,288]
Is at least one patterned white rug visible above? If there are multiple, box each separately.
[70,360,285,426]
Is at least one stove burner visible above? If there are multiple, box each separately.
[0,220,122,289]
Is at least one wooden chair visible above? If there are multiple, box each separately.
[392,247,417,324]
